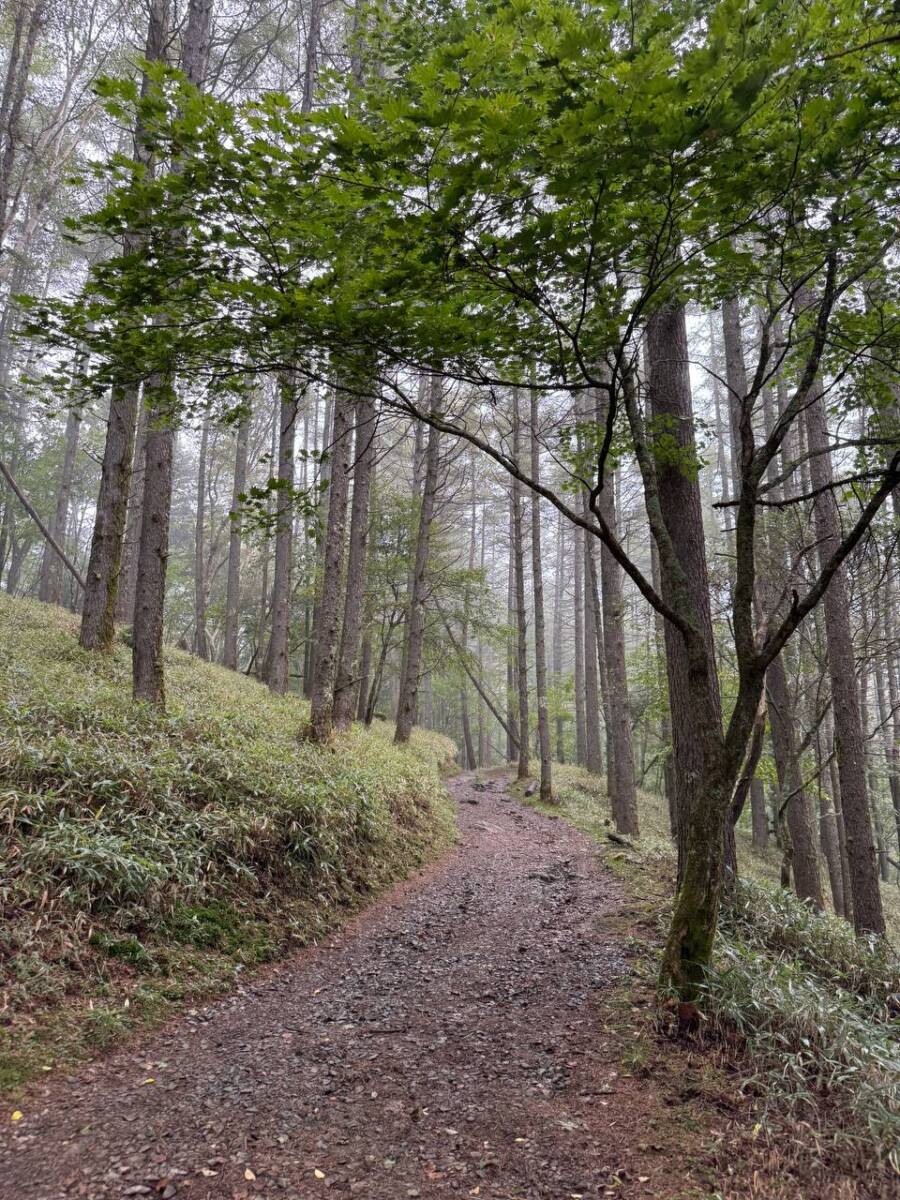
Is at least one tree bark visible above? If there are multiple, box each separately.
[395,379,441,745]
[646,304,723,881]
[223,406,250,670]
[511,391,530,780]
[79,0,170,651]
[132,385,174,705]
[529,386,552,801]
[333,392,377,730]
[131,0,213,705]
[193,413,210,659]
[804,380,884,935]
[308,390,352,741]
[38,403,82,606]
[596,441,638,834]
[263,380,298,692]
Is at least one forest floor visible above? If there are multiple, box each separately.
[0,774,880,1200]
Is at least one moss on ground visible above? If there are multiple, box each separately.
[0,595,456,1091]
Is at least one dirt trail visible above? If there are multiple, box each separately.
[1,774,689,1200]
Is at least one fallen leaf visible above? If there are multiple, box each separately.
[200,1169,218,1178]
[142,1078,155,1085]
[11,1111,22,1122]
[244,1168,256,1181]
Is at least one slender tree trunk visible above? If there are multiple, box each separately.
[582,516,604,775]
[81,382,140,649]
[308,391,352,741]
[132,383,175,705]
[333,392,377,730]
[131,0,212,704]
[804,381,884,935]
[38,404,81,606]
[116,400,147,625]
[193,414,210,658]
[552,509,565,763]
[529,386,552,801]
[263,379,298,692]
[766,647,824,907]
[80,0,170,651]
[573,521,587,766]
[395,379,441,745]
[596,435,638,833]
[223,406,250,670]
[511,391,530,780]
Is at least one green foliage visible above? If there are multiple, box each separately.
[0,595,456,1088]
[707,880,900,1171]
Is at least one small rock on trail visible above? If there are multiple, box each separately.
[0,774,668,1199]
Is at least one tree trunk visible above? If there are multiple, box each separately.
[646,303,723,881]
[552,508,565,763]
[804,381,884,935]
[582,515,604,775]
[116,400,148,625]
[333,392,377,730]
[80,382,140,649]
[193,414,210,659]
[263,380,297,692]
[223,406,250,670]
[573,520,587,766]
[308,391,352,741]
[596,450,638,834]
[131,0,213,705]
[766,648,824,908]
[38,404,81,606]
[529,386,552,801]
[511,391,530,780]
[132,386,174,705]
[395,379,441,744]
[79,0,170,651]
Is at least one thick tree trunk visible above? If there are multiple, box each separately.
[333,393,377,731]
[223,407,250,670]
[308,392,352,741]
[395,380,441,745]
[529,387,552,801]
[263,381,298,692]
[38,404,81,606]
[646,304,723,880]
[804,382,884,935]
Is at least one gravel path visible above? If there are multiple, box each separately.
[1,774,657,1200]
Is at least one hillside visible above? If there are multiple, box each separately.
[0,596,456,1089]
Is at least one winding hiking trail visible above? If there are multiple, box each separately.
[2,774,711,1200]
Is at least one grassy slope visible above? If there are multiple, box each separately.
[0,595,456,1090]
[514,763,900,1182]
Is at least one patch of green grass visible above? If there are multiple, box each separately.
[0,595,456,1091]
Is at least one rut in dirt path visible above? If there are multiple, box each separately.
[2,774,642,1200]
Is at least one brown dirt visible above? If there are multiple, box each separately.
[0,774,814,1199]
